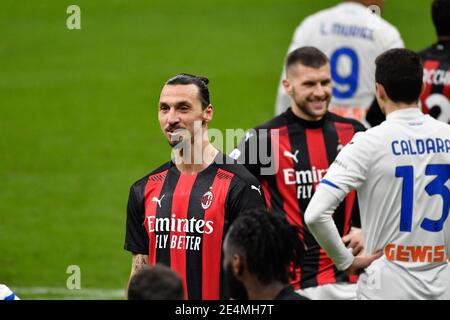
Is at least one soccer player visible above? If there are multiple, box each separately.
[124,74,266,300]
[367,0,450,126]
[231,47,365,299]
[0,284,20,300]
[275,0,404,125]
[305,48,450,299]
[223,208,309,300]
[127,264,184,300]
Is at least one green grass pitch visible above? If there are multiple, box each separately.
[0,0,434,299]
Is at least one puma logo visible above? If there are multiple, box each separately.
[251,185,262,195]
[151,194,165,208]
[283,150,299,163]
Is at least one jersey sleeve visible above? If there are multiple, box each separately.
[227,176,267,222]
[124,184,149,255]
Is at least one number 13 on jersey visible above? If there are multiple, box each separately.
[395,164,450,232]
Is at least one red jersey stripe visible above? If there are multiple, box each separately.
[144,170,168,265]
[335,122,356,235]
[273,127,304,239]
[305,128,336,285]
[202,169,234,300]
[272,126,303,288]
[261,179,271,210]
[170,174,197,300]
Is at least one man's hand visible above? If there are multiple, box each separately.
[342,227,364,256]
[344,251,383,277]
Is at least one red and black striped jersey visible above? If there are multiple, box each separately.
[419,41,450,124]
[124,152,266,300]
[231,108,365,290]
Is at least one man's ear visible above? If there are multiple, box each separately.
[231,254,244,277]
[203,104,213,126]
[375,82,385,101]
[282,79,293,96]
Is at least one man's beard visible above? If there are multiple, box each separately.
[225,264,248,300]
[292,88,330,118]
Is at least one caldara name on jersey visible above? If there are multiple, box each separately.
[283,166,328,200]
[147,214,214,251]
[391,138,450,156]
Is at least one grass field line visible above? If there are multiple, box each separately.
[12,287,125,299]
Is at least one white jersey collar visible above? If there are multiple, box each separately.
[386,107,424,120]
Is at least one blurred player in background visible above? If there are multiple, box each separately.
[124,74,266,300]
[127,264,184,300]
[0,284,20,300]
[223,209,309,300]
[232,47,365,299]
[366,0,450,126]
[305,48,450,299]
[275,0,404,126]
[418,0,450,124]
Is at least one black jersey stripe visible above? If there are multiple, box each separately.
[155,166,180,268]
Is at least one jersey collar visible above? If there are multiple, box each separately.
[386,107,424,121]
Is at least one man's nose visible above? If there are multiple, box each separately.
[313,84,326,97]
[167,108,180,125]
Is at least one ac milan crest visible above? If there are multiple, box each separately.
[201,190,214,210]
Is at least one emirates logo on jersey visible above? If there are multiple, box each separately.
[201,190,214,210]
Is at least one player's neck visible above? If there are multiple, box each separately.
[245,279,286,300]
[173,141,219,174]
[291,104,324,122]
[383,102,418,116]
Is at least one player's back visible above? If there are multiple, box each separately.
[356,109,450,299]
[276,2,404,122]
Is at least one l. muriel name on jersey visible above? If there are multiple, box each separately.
[147,215,214,251]
[283,166,327,199]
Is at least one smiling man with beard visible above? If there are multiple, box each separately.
[231,47,366,299]
[124,74,266,300]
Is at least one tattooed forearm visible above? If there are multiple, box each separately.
[130,253,148,278]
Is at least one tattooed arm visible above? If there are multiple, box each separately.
[126,254,148,299]
[130,253,149,279]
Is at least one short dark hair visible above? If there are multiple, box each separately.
[432,0,450,36]
[166,73,210,108]
[285,46,329,72]
[127,264,184,300]
[226,209,303,285]
[375,48,423,104]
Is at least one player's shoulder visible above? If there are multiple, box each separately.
[327,112,366,131]
[426,114,450,131]
[371,15,403,43]
[130,161,172,190]
[214,153,260,186]
[254,112,288,131]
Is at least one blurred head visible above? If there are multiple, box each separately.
[432,0,450,37]
[223,209,303,299]
[282,47,332,121]
[375,48,423,112]
[127,264,184,300]
[158,74,213,148]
